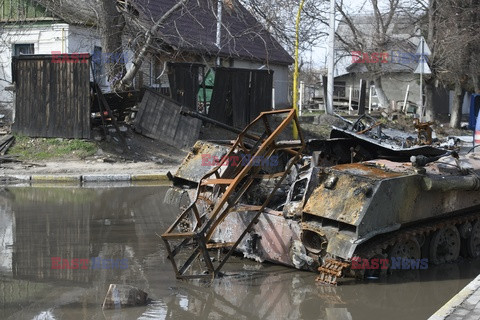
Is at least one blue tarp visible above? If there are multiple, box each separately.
[475,108,480,146]
[469,94,480,130]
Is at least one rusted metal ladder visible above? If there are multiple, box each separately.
[161,109,305,279]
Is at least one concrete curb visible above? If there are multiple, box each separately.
[0,173,170,183]
[82,174,131,182]
[31,175,81,182]
[131,174,170,181]
[428,274,480,320]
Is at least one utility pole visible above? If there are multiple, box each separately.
[326,0,335,115]
[215,0,223,66]
[292,0,305,139]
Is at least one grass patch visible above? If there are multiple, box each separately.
[8,135,97,160]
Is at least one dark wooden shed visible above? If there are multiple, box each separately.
[208,67,274,128]
[12,54,91,139]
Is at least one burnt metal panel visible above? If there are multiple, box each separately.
[330,127,448,161]
[174,141,230,184]
[12,54,90,139]
[134,88,201,149]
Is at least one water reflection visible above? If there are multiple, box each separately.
[0,186,479,320]
[147,261,480,320]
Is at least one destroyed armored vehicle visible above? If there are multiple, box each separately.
[162,109,480,284]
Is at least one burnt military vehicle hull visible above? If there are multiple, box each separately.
[164,111,480,284]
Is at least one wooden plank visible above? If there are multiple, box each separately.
[48,60,57,137]
[161,98,182,145]
[134,90,149,127]
[161,232,195,239]
[83,61,91,138]
[68,61,75,138]
[46,59,53,137]
[174,116,201,149]
[36,60,43,136]
[233,205,263,212]
[25,60,32,135]
[73,60,79,138]
[137,90,158,135]
[135,89,201,149]
[206,242,235,249]
[58,60,65,137]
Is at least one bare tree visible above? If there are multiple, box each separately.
[409,0,480,126]
[405,0,438,121]
[99,0,126,87]
[117,0,187,89]
[240,0,328,59]
[434,0,480,128]
[335,0,411,108]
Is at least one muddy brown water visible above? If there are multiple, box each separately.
[0,185,479,320]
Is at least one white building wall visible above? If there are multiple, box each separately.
[0,23,101,122]
[231,60,291,109]
[68,25,104,86]
[67,25,100,53]
[0,23,66,121]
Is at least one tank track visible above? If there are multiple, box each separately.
[316,210,480,285]
[316,259,350,285]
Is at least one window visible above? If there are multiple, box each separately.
[14,44,34,56]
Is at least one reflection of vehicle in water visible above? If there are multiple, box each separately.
[155,262,478,320]
[163,110,480,284]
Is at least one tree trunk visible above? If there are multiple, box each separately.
[472,74,480,94]
[424,0,437,122]
[373,77,389,108]
[118,0,187,89]
[424,80,435,121]
[427,0,436,44]
[450,82,463,128]
[100,0,126,89]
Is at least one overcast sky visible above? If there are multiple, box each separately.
[310,0,359,68]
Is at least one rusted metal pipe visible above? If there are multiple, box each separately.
[179,108,259,140]
[422,176,480,192]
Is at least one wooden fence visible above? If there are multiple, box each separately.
[12,54,91,139]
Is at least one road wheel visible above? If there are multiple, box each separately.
[429,225,461,265]
[467,220,480,258]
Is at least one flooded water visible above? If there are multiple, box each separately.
[0,185,479,320]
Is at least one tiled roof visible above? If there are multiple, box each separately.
[131,0,294,65]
